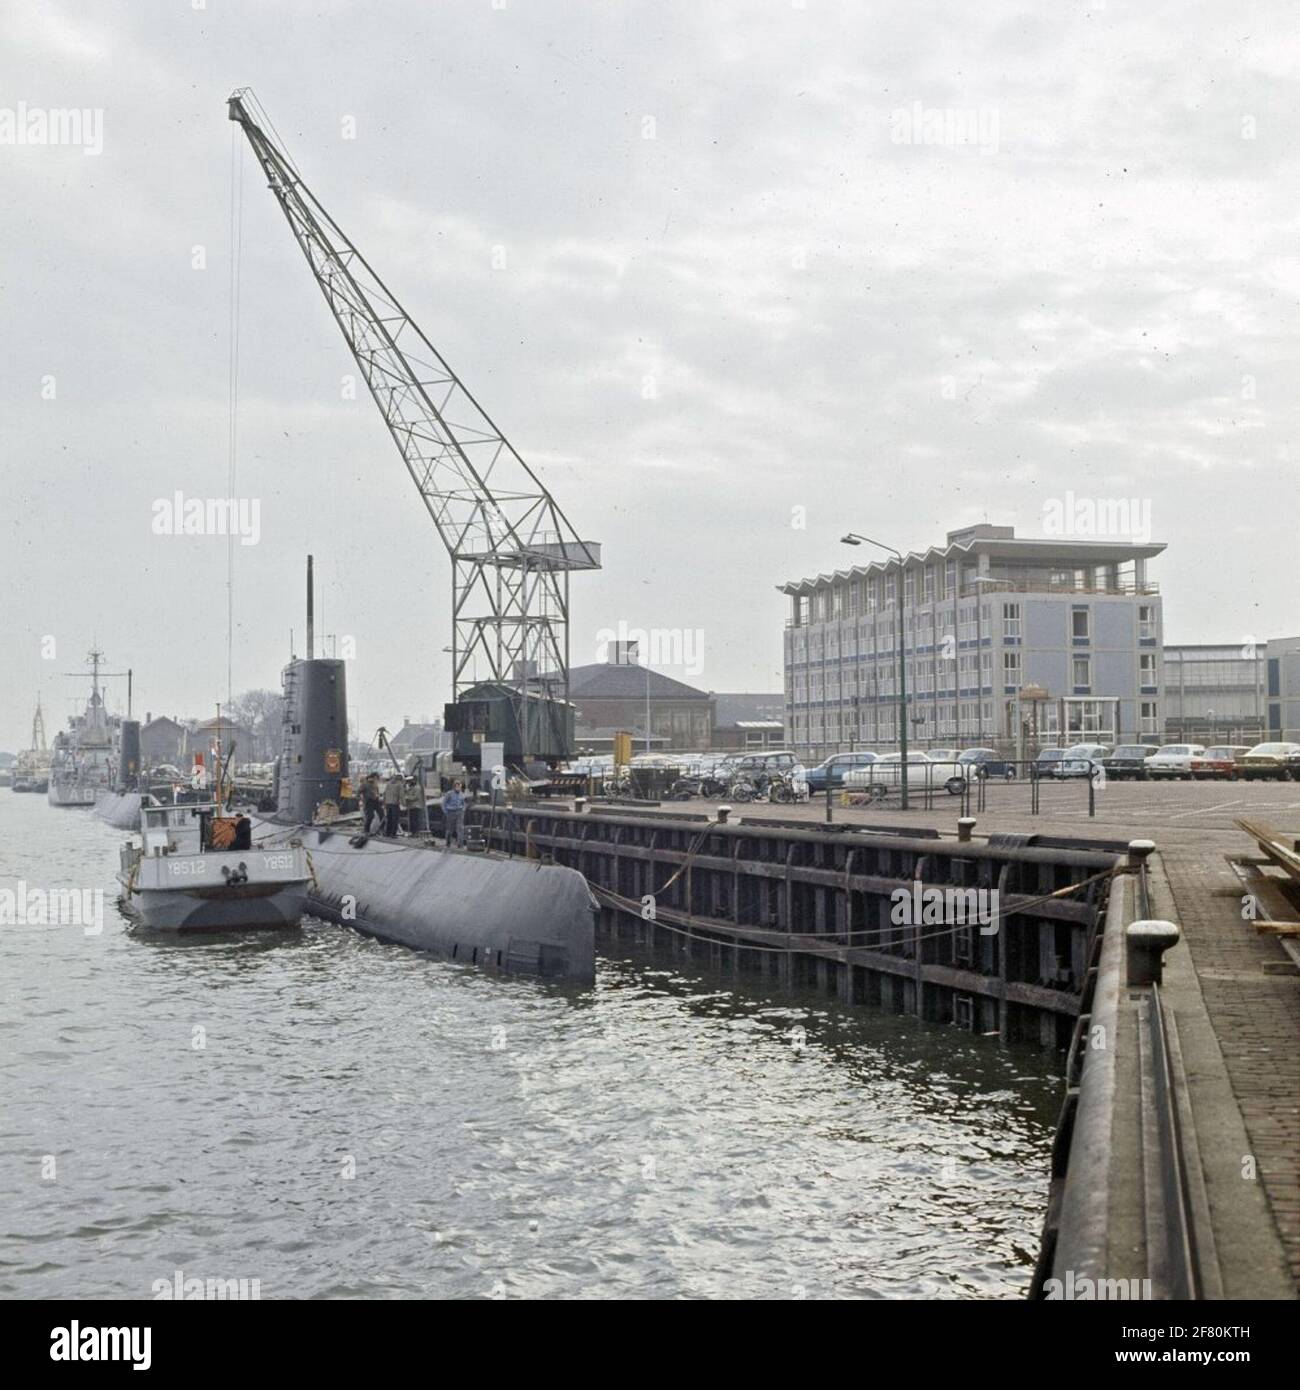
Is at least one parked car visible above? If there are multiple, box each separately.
[844,751,966,795]
[1101,745,1157,780]
[1144,744,1206,779]
[1033,747,1071,778]
[1059,743,1111,778]
[957,747,1018,779]
[805,751,880,792]
[806,756,878,789]
[1189,746,1253,780]
[1238,741,1300,781]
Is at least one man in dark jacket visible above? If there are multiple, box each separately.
[361,771,383,834]
[382,772,404,837]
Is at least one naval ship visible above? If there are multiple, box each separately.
[11,697,51,793]
[48,651,123,808]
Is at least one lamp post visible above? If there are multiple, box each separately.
[842,533,909,809]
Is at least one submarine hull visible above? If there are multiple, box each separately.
[95,790,144,830]
[267,823,597,984]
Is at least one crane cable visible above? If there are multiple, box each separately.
[226,123,244,723]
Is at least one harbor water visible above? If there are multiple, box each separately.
[0,792,1061,1299]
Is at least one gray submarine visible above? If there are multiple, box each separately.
[254,637,597,985]
[93,720,147,830]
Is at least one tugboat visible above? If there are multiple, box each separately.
[117,763,312,933]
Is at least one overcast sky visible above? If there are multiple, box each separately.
[2,0,1295,749]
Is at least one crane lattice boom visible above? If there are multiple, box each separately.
[228,90,599,746]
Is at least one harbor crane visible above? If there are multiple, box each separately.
[228,90,600,764]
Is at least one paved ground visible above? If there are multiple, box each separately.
[660,779,1300,1295]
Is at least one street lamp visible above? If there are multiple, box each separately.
[842,533,909,808]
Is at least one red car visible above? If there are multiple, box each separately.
[1189,745,1252,780]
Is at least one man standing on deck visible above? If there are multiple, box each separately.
[382,771,404,837]
[442,781,466,848]
[361,771,382,834]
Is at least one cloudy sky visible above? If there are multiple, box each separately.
[1,0,1295,748]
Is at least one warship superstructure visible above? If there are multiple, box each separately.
[48,651,123,807]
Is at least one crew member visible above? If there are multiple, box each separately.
[361,771,383,834]
[383,772,404,837]
[442,780,466,848]
[404,777,424,835]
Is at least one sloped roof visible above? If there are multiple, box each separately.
[712,692,786,728]
[559,663,711,701]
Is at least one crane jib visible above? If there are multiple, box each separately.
[226,90,599,765]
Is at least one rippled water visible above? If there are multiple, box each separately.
[0,791,1062,1299]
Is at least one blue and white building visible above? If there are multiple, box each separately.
[780,523,1166,760]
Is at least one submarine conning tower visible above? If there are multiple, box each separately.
[277,656,349,823]
[276,553,349,823]
[118,719,141,789]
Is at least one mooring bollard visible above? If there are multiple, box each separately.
[574,796,587,813]
[717,804,732,825]
[1126,919,1180,986]
[957,817,976,843]
[1126,838,1156,870]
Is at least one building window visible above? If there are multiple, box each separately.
[884,574,896,606]
[944,560,957,599]
[904,570,915,604]
[1002,602,1021,640]
[1139,652,1157,685]
[1140,700,1158,735]
[1073,655,1091,688]
[1139,605,1157,641]
[1003,650,1021,683]
[1071,606,1091,641]
[847,581,859,615]
[923,567,935,603]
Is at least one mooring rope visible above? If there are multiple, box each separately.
[592,863,1124,954]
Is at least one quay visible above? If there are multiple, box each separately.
[468,779,1300,1300]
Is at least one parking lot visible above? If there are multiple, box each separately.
[704,775,1300,847]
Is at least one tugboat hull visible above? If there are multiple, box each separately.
[121,878,310,933]
[119,827,312,933]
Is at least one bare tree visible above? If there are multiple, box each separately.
[227,689,285,760]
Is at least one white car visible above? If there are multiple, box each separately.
[1144,744,1205,779]
[1059,743,1111,778]
[844,751,967,795]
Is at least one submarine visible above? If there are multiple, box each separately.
[253,577,597,984]
[93,720,147,830]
